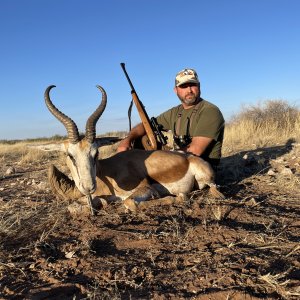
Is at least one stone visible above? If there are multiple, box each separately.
[5,167,15,175]
[280,167,293,176]
[267,169,276,176]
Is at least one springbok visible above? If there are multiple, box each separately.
[45,85,224,214]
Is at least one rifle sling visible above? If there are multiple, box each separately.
[175,101,201,136]
[128,100,133,131]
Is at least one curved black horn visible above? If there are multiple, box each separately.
[85,85,107,143]
[44,85,80,144]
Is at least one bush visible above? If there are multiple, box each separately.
[230,100,299,131]
[223,100,300,153]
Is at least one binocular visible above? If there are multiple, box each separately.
[173,135,192,149]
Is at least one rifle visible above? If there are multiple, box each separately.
[120,63,167,150]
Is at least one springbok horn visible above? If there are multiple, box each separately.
[85,85,107,143]
[44,85,80,144]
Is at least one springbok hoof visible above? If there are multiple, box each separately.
[67,196,106,217]
[123,198,138,213]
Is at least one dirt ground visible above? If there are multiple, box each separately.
[0,140,299,299]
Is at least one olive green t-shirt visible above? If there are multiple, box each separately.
[156,98,224,161]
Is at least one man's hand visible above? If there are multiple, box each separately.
[117,137,132,152]
[116,123,146,153]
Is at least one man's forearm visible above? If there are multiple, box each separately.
[117,123,146,152]
[185,136,213,156]
[127,123,146,140]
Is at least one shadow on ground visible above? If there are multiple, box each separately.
[217,138,295,195]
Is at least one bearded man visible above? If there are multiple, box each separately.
[117,68,225,168]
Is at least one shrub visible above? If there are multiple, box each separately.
[230,100,299,130]
[223,100,300,153]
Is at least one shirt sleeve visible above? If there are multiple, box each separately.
[192,107,224,140]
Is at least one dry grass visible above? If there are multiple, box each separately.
[0,142,27,157]
[20,148,50,164]
[223,100,300,154]
[0,142,52,164]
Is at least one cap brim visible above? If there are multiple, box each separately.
[176,79,199,87]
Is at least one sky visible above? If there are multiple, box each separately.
[0,0,299,140]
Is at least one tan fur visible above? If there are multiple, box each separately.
[61,147,224,212]
[144,151,189,183]
[79,139,90,150]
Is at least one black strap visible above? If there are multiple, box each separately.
[189,102,201,129]
[128,99,133,131]
[175,101,201,136]
[175,111,182,136]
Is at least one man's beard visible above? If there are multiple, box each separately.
[179,93,199,105]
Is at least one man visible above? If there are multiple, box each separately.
[117,68,224,167]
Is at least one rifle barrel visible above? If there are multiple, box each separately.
[120,63,135,92]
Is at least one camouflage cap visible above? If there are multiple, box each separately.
[175,68,199,87]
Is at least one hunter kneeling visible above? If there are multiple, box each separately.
[118,67,225,170]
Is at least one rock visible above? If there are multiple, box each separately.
[243,154,248,160]
[258,157,266,165]
[5,167,15,175]
[36,182,48,190]
[246,197,258,207]
[280,167,293,176]
[267,169,276,176]
[243,153,257,166]
[65,251,76,259]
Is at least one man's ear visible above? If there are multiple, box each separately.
[94,137,122,148]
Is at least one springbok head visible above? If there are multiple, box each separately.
[44,85,107,195]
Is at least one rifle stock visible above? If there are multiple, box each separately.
[121,63,166,150]
[130,91,157,150]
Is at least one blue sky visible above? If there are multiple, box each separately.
[1,0,299,140]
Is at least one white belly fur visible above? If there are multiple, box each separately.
[153,171,195,196]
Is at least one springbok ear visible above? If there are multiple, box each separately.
[94,137,122,148]
[27,142,64,152]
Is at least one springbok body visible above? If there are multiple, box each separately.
[45,85,223,212]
